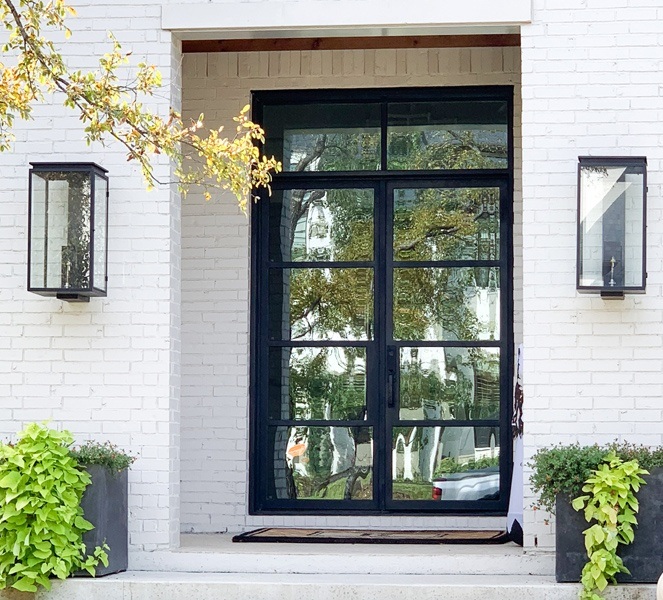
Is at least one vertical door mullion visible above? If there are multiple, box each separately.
[370,179,385,509]
[376,98,389,509]
[383,180,396,508]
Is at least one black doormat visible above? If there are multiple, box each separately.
[233,528,510,545]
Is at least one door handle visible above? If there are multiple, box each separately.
[387,345,397,408]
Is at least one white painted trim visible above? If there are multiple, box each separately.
[162,0,531,35]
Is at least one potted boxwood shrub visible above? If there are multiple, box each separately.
[530,442,663,589]
[0,423,134,592]
[71,440,135,577]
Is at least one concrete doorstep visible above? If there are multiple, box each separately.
[0,572,657,600]
[134,535,555,576]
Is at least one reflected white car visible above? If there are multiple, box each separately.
[432,467,499,501]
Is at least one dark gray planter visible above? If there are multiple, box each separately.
[78,465,128,576]
[555,467,663,584]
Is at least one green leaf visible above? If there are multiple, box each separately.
[12,578,38,593]
[64,471,79,485]
[0,472,21,490]
[97,549,109,568]
[572,496,588,511]
[83,564,96,576]
[595,574,608,591]
[74,516,94,531]
[8,455,25,469]
[15,496,30,511]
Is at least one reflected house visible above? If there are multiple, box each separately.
[305,202,332,260]
[291,192,334,261]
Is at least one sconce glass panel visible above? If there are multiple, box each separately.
[93,174,109,294]
[28,163,109,300]
[577,157,646,294]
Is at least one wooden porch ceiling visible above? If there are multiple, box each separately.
[182,34,521,53]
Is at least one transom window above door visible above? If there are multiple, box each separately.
[251,87,513,516]
[261,95,510,172]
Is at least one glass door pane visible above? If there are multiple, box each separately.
[268,346,368,420]
[399,347,500,421]
[261,182,378,508]
[393,187,500,261]
[387,101,508,170]
[392,426,500,502]
[267,425,374,501]
[393,267,500,341]
[263,103,381,172]
[269,188,374,262]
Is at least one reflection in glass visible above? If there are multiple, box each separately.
[269,268,374,341]
[392,426,500,501]
[263,103,381,172]
[393,187,499,262]
[393,267,500,341]
[267,426,373,500]
[399,347,500,421]
[268,347,367,420]
[387,101,508,170]
[269,188,374,262]
[29,171,91,290]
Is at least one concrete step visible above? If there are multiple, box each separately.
[130,534,555,576]
[1,572,656,600]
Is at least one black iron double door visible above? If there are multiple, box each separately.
[252,174,512,515]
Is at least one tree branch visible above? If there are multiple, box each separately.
[1,0,280,207]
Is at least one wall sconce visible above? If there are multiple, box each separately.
[28,163,109,302]
[577,157,646,298]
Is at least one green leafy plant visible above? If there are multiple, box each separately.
[0,423,109,592]
[70,441,136,473]
[529,441,663,513]
[571,453,648,600]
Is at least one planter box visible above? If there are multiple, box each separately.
[556,467,663,584]
[79,465,128,576]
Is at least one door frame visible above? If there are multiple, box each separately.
[249,86,514,516]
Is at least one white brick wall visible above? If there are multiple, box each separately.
[180,46,523,533]
[521,0,663,549]
[0,1,181,555]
